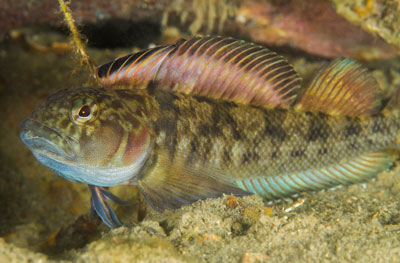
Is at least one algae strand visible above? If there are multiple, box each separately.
[57,0,97,81]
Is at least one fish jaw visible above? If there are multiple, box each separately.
[20,118,78,159]
[20,117,152,187]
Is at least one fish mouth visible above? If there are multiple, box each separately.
[20,118,78,160]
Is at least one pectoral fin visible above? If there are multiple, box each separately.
[137,152,251,211]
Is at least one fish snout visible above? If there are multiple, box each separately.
[20,118,79,159]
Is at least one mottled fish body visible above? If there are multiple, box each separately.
[20,36,400,228]
[147,90,398,203]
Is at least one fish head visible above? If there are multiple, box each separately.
[20,88,151,187]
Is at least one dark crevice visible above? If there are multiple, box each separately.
[159,220,174,236]
[80,19,161,49]
[231,222,252,237]
[40,214,102,258]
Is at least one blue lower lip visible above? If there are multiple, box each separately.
[20,118,75,159]
[20,130,67,157]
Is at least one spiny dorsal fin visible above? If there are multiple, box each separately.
[236,152,393,200]
[97,43,177,86]
[137,150,250,211]
[295,58,382,117]
[97,36,301,109]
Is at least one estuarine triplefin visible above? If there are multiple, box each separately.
[20,36,400,228]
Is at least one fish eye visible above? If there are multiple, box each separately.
[79,105,91,117]
[71,99,98,125]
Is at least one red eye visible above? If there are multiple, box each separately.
[71,100,98,125]
[79,105,91,117]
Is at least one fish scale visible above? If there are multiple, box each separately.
[154,91,398,181]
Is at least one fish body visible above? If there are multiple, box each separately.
[21,84,399,226]
[20,36,400,228]
[150,90,398,193]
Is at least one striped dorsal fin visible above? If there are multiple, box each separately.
[295,58,382,117]
[97,43,177,87]
[97,36,302,109]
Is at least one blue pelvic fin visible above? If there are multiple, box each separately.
[236,152,394,199]
[89,185,130,228]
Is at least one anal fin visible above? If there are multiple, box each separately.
[236,152,394,199]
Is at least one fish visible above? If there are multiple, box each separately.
[20,37,400,229]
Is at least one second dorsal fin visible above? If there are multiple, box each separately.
[97,36,302,109]
[295,58,382,117]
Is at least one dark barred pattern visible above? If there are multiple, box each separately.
[149,90,399,202]
[97,36,301,109]
[150,89,398,179]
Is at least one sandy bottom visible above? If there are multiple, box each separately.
[1,30,400,263]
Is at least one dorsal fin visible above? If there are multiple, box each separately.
[97,36,301,109]
[295,58,382,116]
[97,43,177,87]
[137,149,250,211]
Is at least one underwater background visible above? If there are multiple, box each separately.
[1,0,400,262]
